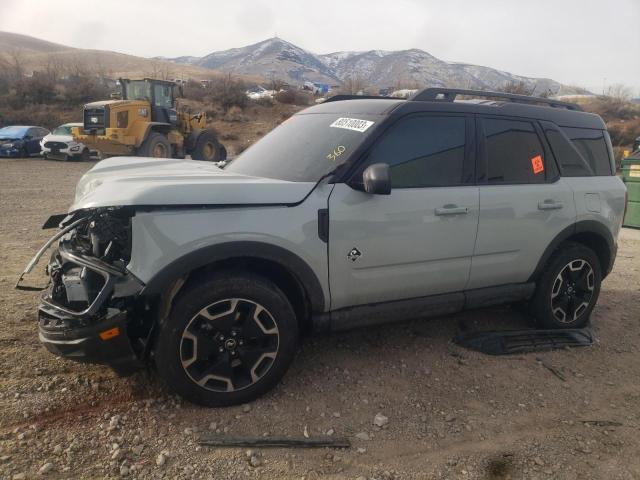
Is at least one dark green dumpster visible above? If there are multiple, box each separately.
[622,151,640,228]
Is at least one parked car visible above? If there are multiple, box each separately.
[19,88,626,407]
[245,86,276,100]
[0,126,49,158]
[41,123,96,161]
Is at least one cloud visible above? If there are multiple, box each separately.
[1,0,638,91]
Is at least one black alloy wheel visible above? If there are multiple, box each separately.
[550,259,595,324]
[179,298,280,393]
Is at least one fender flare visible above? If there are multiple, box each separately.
[140,241,326,313]
[527,220,615,282]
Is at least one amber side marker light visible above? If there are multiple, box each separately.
[99,327,120,340]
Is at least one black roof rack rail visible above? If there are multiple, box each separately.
[410,88,583,111]
[323,94,395,103]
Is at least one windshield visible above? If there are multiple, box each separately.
[52,126,72,135]
[123,80,152,101]
[226,113,379,182]
[0,126,28,139]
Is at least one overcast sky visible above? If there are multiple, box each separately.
[1,0,638,92]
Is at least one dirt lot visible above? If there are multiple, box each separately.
[1,158,639,480]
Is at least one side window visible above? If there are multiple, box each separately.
[544,128,594,176]
[483,118,545,184]
[364,115,467,188]
[561,127,612,176]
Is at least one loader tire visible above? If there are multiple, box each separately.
[138,132,171,158]
[191,131,224,162]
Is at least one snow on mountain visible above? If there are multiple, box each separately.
[169,38,563,94]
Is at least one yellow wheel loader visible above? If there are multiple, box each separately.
[72,78,226,161]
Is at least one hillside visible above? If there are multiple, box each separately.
[0,31,222,81]
[0,31,73,54]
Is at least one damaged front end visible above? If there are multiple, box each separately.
[17,209,147,375]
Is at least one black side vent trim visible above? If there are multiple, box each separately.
[317,209,329,243]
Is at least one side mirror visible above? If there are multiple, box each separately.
[362,163,391,195]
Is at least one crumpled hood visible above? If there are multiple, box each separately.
[71,156,314,211]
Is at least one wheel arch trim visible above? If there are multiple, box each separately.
[140,241,326,313]
[528,220,615,282]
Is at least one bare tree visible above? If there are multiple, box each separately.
[605,84,633,103]
[340,74,368,95]
[497,81,535,95]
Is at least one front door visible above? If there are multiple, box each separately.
[328,114,479,310]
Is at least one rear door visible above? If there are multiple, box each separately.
[328,113,479,309]
[468,116,576,289]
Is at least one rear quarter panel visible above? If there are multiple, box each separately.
[564,176,627,247]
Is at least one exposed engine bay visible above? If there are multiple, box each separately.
[47,209,132,312]
[17,208,147,374]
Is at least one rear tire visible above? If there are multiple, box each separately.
[138,132,171,158]
[191,130,224,161]
[154,272,298,406]
[530,242,601,329]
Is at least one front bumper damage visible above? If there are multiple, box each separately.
[17,211,146,375]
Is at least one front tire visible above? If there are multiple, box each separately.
[154,273,298,406]
[138,132,172,158]
[530,242,601,329]
[190,130,225,161]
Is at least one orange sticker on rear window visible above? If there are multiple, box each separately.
[531,155,544,174]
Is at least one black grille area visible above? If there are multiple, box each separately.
[84,106,109,131]
[44,141,68,149]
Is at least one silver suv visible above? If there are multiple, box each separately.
[19,88,627,406]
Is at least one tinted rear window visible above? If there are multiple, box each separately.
[483,118,546,184]
[561,127,612,176]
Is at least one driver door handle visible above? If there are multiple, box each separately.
[435,205,468,216]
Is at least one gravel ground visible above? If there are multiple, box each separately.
[1,158,639,480]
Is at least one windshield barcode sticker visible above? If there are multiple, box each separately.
[330,117,374,132]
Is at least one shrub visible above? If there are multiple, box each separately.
[275,89,312,105]
[61,75,110,106]
[208,74,247,113]
[181,80,207,102]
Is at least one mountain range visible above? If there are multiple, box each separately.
[0,31,568,95]
[168,37,565,95]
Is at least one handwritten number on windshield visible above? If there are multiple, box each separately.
[327,145,346,161]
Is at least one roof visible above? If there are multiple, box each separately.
[305,90,605,130]
[301,98,404,116]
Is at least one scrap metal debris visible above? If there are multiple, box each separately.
[198,435,351,449]
[536,357,566,382]
[454,328,593,355]
[581,420,623,427]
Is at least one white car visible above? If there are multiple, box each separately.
[245,86,276,100]
[41,123,96,161]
